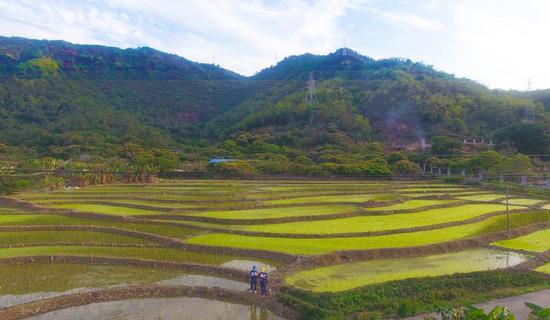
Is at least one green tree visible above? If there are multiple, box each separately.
[431,136,462,156]
[210,160,256,176]
[394,159,422,175]
[467,151,502,173]
[0,177,17,195]
[365,142,385,160]
[386,152,408,165]
[493,154,532,175]
[495,123,550,155]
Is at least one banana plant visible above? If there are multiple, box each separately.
[437,306,516,320]
[525,303,550,320]
[463,305,515,320]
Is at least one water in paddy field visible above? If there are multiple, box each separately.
[0,263,248,308]
[29,297,285,320]
[157,274,246,290]
[220,260,276,272]
[287,248,531,292]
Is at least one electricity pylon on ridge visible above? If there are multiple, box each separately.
[343,36,347,56]
[306,72,318,105]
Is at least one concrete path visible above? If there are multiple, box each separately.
[406,289,550,320]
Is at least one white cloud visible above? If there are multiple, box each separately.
[85,0,358,74]
[0,0,549,89]
[0,0,153,47]
[365,7,447,32]
[448,0,550,90]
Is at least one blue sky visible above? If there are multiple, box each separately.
[0,0,549,90]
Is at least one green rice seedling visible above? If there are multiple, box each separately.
[185,212,550,255]
[0,263,187,295]
[259,184,392,192]
[30,199,199,209]
[285,248,529,292]
[186,205,358,220]
[536,263,550,274]
[264,194,399,205]
[364,199,459,211]
[0,208,33,215]
[456,194,507,201]
[400,191,493,198]
[492,229,550,252]
[0,231,153,245]
[502,198,546,206]
[0,214,200,238]
[0,246,241,265]
[42,204,166,216]
[234,204,523,235]
[397,187,468,192]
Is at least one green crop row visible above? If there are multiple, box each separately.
[0,245,237,265]
[536,263,550,274]
[0,214,200,238]
[0,230,153,246]
[285,248,529,292]
[42,204,167,216]
[364,199,459,211]
[493,229,550,252]
[186,204,359,220]
[185,211,550,255]
[229,204,524,235]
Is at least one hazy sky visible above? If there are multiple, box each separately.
[0,0,548,90]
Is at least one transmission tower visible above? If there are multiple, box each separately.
[306,72,318,105]
[524,79,536,121]
[343,37,347,56]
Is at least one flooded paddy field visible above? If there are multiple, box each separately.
[1,179,548,319]
[0,262,247,308]
[285,248,530,292]
[29,297,285,320]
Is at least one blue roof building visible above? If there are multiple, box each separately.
[208,158,237,164]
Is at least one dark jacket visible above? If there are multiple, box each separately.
[259,272,268,285]
[250,270,258,282]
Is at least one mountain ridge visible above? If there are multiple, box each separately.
[0,36,548,159]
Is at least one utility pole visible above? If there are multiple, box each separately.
[506,184,510,239]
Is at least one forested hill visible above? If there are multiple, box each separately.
[0,36,250,153]
[206,49,545,152]
[0,37,548,158]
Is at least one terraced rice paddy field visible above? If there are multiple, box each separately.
[0,179,549,319]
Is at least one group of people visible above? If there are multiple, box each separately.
[249,265,269,295]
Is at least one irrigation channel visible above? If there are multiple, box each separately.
[0,179,548,319]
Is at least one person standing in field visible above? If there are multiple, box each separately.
[249,265,258,293]
[259,266,269,296]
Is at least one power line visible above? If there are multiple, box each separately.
[418,154,550,158]
[1,168,550,179]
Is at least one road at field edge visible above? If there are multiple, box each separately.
[405,289,550,320]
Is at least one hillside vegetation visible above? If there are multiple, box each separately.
[1,37,547,153]
[1,37,550,185]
